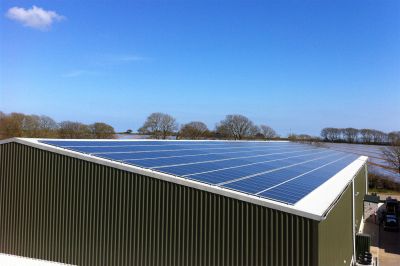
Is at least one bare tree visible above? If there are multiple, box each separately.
[360,129,373,144]
[388,131,400,145]
[0,111,116,139]
[0,112,25,138]
[138,112,178,139]
[38,115,59,137]
[320,128,329,141]
[343,128,359,143]
[382,144,400,174]
[0,112,6,139]
[371,130,387,144]
[58,121,92,139]
[39,115,58,130]
[259,125,277,139]
[179,121,209,139]
[216,114,257,140]
[338,128,346,142]
[249,125,261,139]
[90,122,116,139]
[22,115,42,137]
[332,128,342,142]
[321,127,394,144]
[321,127,341,142]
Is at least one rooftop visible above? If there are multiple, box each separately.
[1,138,368,221]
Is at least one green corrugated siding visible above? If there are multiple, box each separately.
[354,167,366,231]
[0,142,318,266]
[317,183,353,266]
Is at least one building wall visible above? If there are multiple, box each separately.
[317,168,366,266]
[354,166,367,231]
[0,142,318,266]
[317,183,353,266]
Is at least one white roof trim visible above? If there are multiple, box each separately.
[295,155,368,217]
[1,138,367,221]
[0,253,74,266]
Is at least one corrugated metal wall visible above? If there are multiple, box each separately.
[0,142,318,266]
[317,182,353,266]
[354,167,366,230]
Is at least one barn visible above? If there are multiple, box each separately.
[0,138,367,266]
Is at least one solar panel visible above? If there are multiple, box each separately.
[40,140,359,205]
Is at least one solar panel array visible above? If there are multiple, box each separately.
[40,140,359,205]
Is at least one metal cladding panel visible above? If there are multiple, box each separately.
[0,142,318,266]
[317,181,353,266]
[354,166,367,231]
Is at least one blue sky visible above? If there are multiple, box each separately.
[1,0,399,136]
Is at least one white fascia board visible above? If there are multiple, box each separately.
[0,253,74,266]
[294,155,368,219]
[1,138,366,221]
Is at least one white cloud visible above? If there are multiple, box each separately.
[6,6,64,30]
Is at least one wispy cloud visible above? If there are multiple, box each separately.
[6,6,64,30]
[62,54,150,77]
[101,54,151,65]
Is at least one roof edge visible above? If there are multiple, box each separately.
[294,155,368,219]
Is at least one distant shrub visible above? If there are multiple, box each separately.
[368,172,400,192]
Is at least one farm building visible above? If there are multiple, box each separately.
[0,138,368,266]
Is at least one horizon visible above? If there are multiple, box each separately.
[1,0,399,136]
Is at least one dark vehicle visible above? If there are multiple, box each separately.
[384,214,399,231]
[385,197,398,214]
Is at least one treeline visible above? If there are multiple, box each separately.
[368,172,400,192]
[0,111,115,140]
[137,112,278,140]
[320,127,400,145]
[287,134,320,142]
[1,111,278,141]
